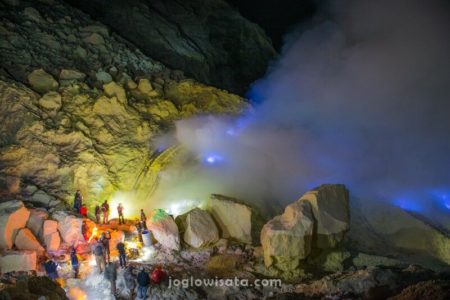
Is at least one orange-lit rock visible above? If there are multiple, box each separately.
[0,200,30,250]
[14,228,45,253]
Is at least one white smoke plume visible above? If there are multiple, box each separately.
[152,0,450,224]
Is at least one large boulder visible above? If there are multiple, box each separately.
[260,199,314,271]
[44,232,61,251]
[0,251,37,273]
[27,69,58,93]
[26,208,48,242]
[182,208,219,248]
[52,211,83,245]
[14,228,45,253]
[206,194,253,244]
[0,200,30,250]
[300,184,350,249]
[146,209,180,251]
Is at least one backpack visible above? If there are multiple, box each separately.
[94,244,104,256]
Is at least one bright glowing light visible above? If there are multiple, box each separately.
[165,199,199,216]
[204,154,224,165]
[87,227,98,243]
[88,256,96,267]
[109,191,139,218]
[393,197,422,212]
[138,246,156,262]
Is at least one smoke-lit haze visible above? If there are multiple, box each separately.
[152,0,450,223]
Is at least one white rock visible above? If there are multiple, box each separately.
[207,194,253,244]
[0,200,30,249]
[0,251,37,273]
[52,211,83,245]
[44,231,61,251]
[96,70,112,83]
[300,184,350,249]
[146,209,180,251]
[26,208,48,242]
[261,199,314,270]
[183,208,219,248]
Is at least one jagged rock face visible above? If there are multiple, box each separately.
[65,0,277,94]
[14,227,45,252]
[52,211,82,244]
[0,0,165,83]
[260,199,314,271]
[0,74,246,213]
[25,208,48,242]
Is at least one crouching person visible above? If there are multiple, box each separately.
[43,256,59,280]
[137,266,150,299]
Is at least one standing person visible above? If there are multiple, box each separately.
[124,266,136,299]
[137,267,150,299]
[102,200,110,224]
[43,256,58,280]
[92,238,106,273]
[140,209,147,229]
[104,261,118,297]
[73,190,83,213]
[70,247,79,278]
[136,221,143,243]
[116,241,126,268]
[81,220,89,241]
[117,203,125,225]
[100,231,111,263]
[80,204,87,217]
[95,204,101,224]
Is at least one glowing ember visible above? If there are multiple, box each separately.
[68,287,87,300]
[87,227,98,243]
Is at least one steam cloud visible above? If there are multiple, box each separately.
[153,0,450,223]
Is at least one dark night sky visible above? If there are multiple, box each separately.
[227,0,317,50]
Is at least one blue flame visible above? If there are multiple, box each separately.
[203,153,224,165]
[393,196,423,213]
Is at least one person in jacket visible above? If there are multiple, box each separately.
[70,247,79,278]
[92,238,106,273]
[95,204,101,224]
[116,241,126,268]
[137,267,150,299]
[140,209,147,229]
[80,204,87,217]
[100,231,111,263]
[117,203,125,225]
[102,200,110,224]
[73,190,83,213]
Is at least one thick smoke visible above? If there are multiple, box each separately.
[154,0,450,223]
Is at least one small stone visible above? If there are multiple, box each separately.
[126,79,137,90]
[96,70,112,83]
[0,201,30,250]
[74,46,87,59]
[80,25,109,37]
[38,91,62,112]
[83,33,105,45]
[138,78,154,94]
[28,69,59,93]
[60,69,86,81]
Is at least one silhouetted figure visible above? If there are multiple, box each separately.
[140,209,147,229]
[81,220,89,241]
[117,203,125,225]
[137,267,150,299]
[73,190,83,213]
[100,231,111,263]
[95,204,101,223]
[92,238,106,273]
[102,200,110,224]
[116,241,126,268]
[136,221,143,243]
[70,247,79,278]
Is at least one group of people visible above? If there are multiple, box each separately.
[74,191,127,225]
